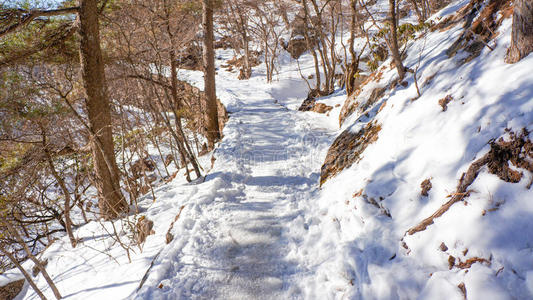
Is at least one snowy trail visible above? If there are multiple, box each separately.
[135,71,332,299]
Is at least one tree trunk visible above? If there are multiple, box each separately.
[79,0,127,220]
[346,0,359,95]
[506,0,533,63]
[409,0,425,23]
[301,0,321,91]
[42,139,77,248]
[202,0,220,149]
[388,0,406,81]
[233,1,251,79]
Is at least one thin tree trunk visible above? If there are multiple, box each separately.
[169,50,202,178]
[409,0,425,23]
[388,0,406,81]
[79,0,127,220]
[301,0,321,91]
[346,0,359,95]
[5,223,62,299]
[202,0,220,149]
[232,1,251,78]
[506,0,533,63]
[41,137,77,248]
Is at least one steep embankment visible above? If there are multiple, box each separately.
[304,0,533,299]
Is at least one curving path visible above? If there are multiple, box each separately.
[135,65,333,299]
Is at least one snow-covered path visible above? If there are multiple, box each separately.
[135,69,333,299]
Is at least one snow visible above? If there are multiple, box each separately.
[3,0,533,299]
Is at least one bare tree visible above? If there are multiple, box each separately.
[202,0,221,149]
[388,0,406,81]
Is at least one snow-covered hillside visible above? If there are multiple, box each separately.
[2,0,532,299]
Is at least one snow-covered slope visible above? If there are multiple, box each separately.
[299,1,533,299]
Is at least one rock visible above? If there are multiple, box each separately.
[339,85,386,126]
[135,216,155,245]
[0,279,24,300]
[438,95,453,111]
[175,79,228,138]
[440,242,449,252]
[448,255,456,269]
[311,103,333,114]
[420,178,432,197]
[166,232,174,244]
[298,89,321,111]
[285,37,309,59]
[320,121,382,185]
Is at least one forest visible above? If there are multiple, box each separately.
[1,0,532,299]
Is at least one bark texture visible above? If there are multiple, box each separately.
[388,0,406,81]
[506,0,533,63]
[202,0,221,149]
[79,0,127,219]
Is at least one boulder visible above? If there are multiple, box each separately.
[0,279,24,300]
[320,121,381,185]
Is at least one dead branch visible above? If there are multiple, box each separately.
[0,7,79,38]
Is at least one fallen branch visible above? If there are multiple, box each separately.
[165,205,185,244]
[406,153,490,235]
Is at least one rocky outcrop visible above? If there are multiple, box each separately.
[320,121,382,185]
[281,14,319,59]
[175,80,228,137]
[339,85,386,126]
[283,36,308,59]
